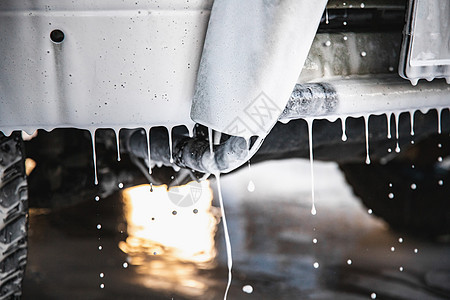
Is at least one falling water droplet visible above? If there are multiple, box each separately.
[371,292,377,299]
[313,262,319,269]
[118,182,124,189]
[247,180,255,192]
[343,36,348,41]
[389,183,393,187]
[347,259,352,265]
[360,3,365,8]
[438,180,443,186]
[90,130,98,185]
[364,115,371,164]
[100,283,105,289]
[123,262,128,268]
[398,237,403,243]
[313,238,318,244]
[410,183,417,190]
[325,8,329,24]
[368,209,373,214]
[438,156,443,162]
[172,210,177,215]
[97,224,102,230]
[215,174,233,300]
[325,40,331,47]
[388,193,394,199]
[150,182,153,192]
[95,196,100,202]
[341,117,347,141]
[361,51,367,57]
[98,245,103,250]
[391,246,395,252]
[414,248,418,253]
[99,273,104,278]
[242,285,253,294]
[399,266,404,272]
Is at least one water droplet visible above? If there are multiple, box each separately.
[343,36,348,41]
[361,51,367,57]
[438,143,442,148]
[242,285,253,294]
[414,248,418,253]
[410,183,416,190]
[388,193,394,199]
[325,40,331,47]
[150,182,153,192]
[347,259,352,265]
[247,180,255,192]
[153,252,157,255]
[100,283,105,289]
[98,245,103,250]
[313,262,319,269]
[97,224,102,230]
[371,292,377,299]
[343,21,347,25]
[391,246,395,252]
[95,196,100,202]
[398,237,403,243]
[388,148,392,153]
[438,180,443,186]
[193,208,198,214]
[172,210,177,215]
[360,3,365,8]
[368,209,373,214]
[389,183,393,187]
[399,266,404,272]
[411,164,415,169]
[313,238,318,244]
[389,66,394,72]
[118,182,124,189]
[438,156,443,162]
[311,205,317,216]
[123,262,128,268]
[99,272,104,278]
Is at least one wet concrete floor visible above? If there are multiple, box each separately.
[23,159,450,299]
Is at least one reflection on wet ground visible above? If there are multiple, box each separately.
[23,159,450,299]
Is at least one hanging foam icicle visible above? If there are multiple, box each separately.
[307,119,317,216]
[208,127,214,158]
[386,112,392,139]
[341,117,347,142]
[167,126,174,163]
[394,112,400,153]
[247,160,255,192]
[437,108,442,134]
[215,174,233,300]
[409,111,415,136]
[114,128,121,162]
[364,115,371,164]
[146,128,152,174]
[90,129,98,185]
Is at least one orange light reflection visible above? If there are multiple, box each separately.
[119,181,219,297]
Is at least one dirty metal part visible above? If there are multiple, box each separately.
[281,75,450,121]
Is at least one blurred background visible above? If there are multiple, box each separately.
[22,158,450,299]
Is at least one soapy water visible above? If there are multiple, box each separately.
[80,107,449,298]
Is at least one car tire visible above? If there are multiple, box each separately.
[0,132,28,299]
